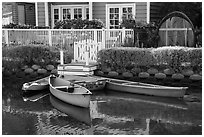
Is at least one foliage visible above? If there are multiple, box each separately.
[120,17,159,48]
[195,27,202,47]
[54,19,105,29]
[97,46,202,73]
[2,45,73,67]
[2,23,50,29]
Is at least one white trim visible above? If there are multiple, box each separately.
[89,2,92,20]
[159,28,192,31]
[44,2,49,26]
[146,2,150,23]
[106,3,136,29]
[35,2,38,26]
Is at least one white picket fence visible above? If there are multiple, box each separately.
[2,28,133,48]
[2,28,134,63]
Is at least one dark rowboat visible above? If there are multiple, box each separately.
[106,78,188,98]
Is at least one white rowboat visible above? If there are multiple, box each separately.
[49,75,92,108]
[106,78,188,98]
[22,77,49,91]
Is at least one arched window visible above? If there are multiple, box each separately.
[157,11,195,47]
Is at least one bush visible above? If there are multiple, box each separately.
[2,45,73,67]
[54,19,104,29]
[122,72,133,78]
[97,46,202,73]
[108,71,119,77]
[2,23,49,29]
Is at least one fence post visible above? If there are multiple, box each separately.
[4,29,9,45]
[122,27,126,43]
[48,29,52,46]
[94,29,97,42]
[102,28,105,49]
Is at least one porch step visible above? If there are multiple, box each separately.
[58,70,94,76]
[57,63,98,76]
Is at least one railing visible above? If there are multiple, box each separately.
[2,28,134,50]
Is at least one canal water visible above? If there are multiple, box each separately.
[2,77,202,135]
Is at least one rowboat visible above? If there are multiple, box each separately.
[49,75,92,108]
[106,78,188,98]
[22,77,49,91]
[50,95,91,125]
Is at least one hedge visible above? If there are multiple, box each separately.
[97,46,202,73]
[2,45,73,67]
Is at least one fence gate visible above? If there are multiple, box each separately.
[74,39,102,63]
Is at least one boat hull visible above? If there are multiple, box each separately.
[106,79,187,98]
[49,76,92,108]
[22,77,49,91]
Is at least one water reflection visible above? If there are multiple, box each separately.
[22,90,49,102]
[50,95,92,125]
[2,79,202,135]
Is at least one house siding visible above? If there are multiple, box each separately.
[92,2,106,25]
[150,2,162,23]
[10,2,35,25]
[135,2,147,22]
[37,2,45,26]
[11,3,18,24]
[24,3,35,25]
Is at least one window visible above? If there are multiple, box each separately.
[106,4,135,29]
[86,8,89,20]
[109,8,119,29]
[52,5,89,27]
[74,8,82,19]
[62,8,71,20]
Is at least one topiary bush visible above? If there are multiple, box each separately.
[108,71,119,77]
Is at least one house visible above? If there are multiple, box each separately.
[3,2,162,28]
[2,2,36,26]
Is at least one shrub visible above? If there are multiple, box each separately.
[138,72,150,78]
[181,69,194,77]
[172,73,184,80]
[120,17,159,48]
[97,46,202,73]
[147,68,158,75]
[2,23,49,29]
[108,71,119,77]
[2,45,73,67]
[122,72,133,78]
[189,74,202,81]
[130,67,141,75]
[54,19,104,29]
[155,73,166,79]
[152,46,202,72]
[163,68,175,76]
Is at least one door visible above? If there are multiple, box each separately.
[18,5,25,25]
